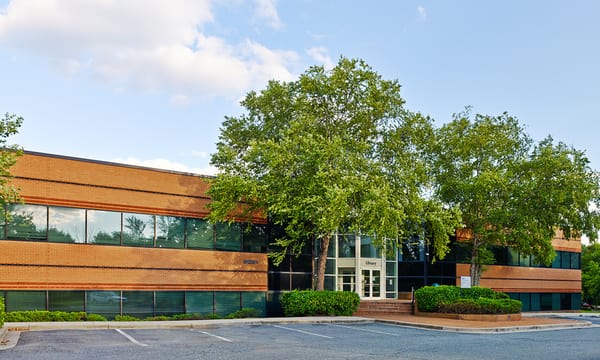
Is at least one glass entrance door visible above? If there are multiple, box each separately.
[361,269,381,298]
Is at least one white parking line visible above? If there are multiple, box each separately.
[272,325,333,339]
[190,329,233,342]
[115,329,148,347]
[331,324,403,337]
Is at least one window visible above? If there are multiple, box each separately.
[242,292,266,316]
[49,291,84,312]
[7,204,47,241]
[338,234,356,258]
[87,210,121,245]
[361,235,381,258]
[214,291,240,316]
[122,213,154,247]
[48,207,85,243]
[215,222,241,251]
[155,216,185,248]
[155,291,185,316]
[86,291,123,319]
[5,291,46,312]
[242,224,267,253]
[186,218,214,249]
[122,291,154,318]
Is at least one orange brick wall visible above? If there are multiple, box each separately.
[2,152,268,292]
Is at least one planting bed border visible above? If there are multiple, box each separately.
[415,311,521,322]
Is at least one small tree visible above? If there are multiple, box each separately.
[0,113,23,208]
[583,243,600,306]
[431,109,600,285]
[209,58,460,290]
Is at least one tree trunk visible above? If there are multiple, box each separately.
[470,239,482,286]
[316,234,331,291]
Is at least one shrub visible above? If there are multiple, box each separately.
[171,313,203,320]
[204,313,221,320]
[225,308,258,319]
[280,290,360,317]
[438,298,522,314]
[144,315,171,321]
[5,310,86,322]
[414,285,517,313]
[85,314,108,321]
[114,315,139,321]
[0,296,5,327]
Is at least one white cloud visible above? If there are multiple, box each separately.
[307,47,335,70]
[170,94,191,107]
[191,150,209,158]
[111,157,219,176]
[0,0,297,100]
[417,5,427,21]
[254,0,282,29]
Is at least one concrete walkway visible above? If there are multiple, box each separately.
[0,313,595,350]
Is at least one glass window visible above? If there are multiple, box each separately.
[561,251,571,269]
[338,234,356,258]
[122,213,154,247]
[507,248,519,266]
[291,254,313,273]
[571,252,580,269]
[519,253,531,267]
[0,208,6,239]
[5,291,46,312]
[291,274,313,290]
[214,291,240,316]
[324,275,335,291]
[86,291,123,319]
[48,291,84,312]
[241,292,266,316]
[361,235,381,258]
[325,259,336,274]
[87,210,121,245]
[122,291,154,319]
[185,292,214,315]
[215,222,241,251]
[552,252,562,268]
[7,204,47,241]
[242,224,267,253]
[155,216,185,248]
[186,219,214,249]
[155,291,185,316]
[402,236,423,261]
[48,207,85,243]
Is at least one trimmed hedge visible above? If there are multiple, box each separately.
[415,285,520,314]
[280,290,360,316]
[0,296,5,327]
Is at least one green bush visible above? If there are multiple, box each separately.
[170,313,203,320]
[225,308,258,319]
[280,290,360,316]
[438,298,522,314]
[85,314,108,321]
[114,315,139,321]
[5,311,86,322]
[0,296,5,327]
[414,285,518,313]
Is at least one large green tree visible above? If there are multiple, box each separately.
[208,58,460,290]
[582,243,600,306]
[431,109,600,285]
[0,113,23,208]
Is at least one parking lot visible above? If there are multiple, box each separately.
[4,322,600,360]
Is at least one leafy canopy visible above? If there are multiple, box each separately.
[431,108,600,284]
[0,113,23,208]
[209,58,460,272]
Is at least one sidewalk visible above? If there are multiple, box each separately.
[0,313,594,350]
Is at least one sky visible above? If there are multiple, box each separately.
[1,0,599,176]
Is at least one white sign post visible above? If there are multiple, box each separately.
[460,276,472,289]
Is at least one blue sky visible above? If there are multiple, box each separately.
[1,1,599,175]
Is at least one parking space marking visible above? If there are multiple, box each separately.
[331,324,403,337]
[190,329,233,342]
[115,329,148,347]
[272,325,333,339]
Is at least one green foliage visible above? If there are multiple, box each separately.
[280,290,360,316]
[431,109,600,285]
[583,243,600,305]
[438,298,522,314]
[5,311,86,322]
[203,313,221,320]
[85,313,108,321]
[0,112,23,209]
[209,57,460,290]
[415,285,514,313]
[225,308,258,319]
[114,315,140,321]
[144,315,171,321]
[170,313,203,320]
[0,296,5,327]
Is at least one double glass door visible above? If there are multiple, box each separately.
[361,269,381,298]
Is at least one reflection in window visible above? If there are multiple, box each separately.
[401,235,423,261]
[361,235,381,258]
[122,213,154,247]
[87,210,121,245]
[156,216,185,248]
[7,204,48,241]
[186,218,214,249]
[48,207,85,243]
[215,222,241,251]
[49,291,84,312]
[242,224,267,253]
[338,234,356,258]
